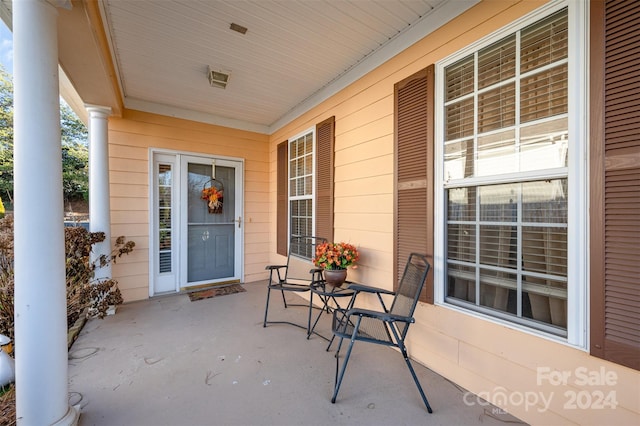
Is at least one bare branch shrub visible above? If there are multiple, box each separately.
[0,215,135,340]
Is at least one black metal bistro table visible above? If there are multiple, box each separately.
[307,280,356,350]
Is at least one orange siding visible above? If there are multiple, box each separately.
[265,1,640,425]
[108,109,269,301]
[103,1,640,424]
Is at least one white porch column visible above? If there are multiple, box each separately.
[13,0,79,425]
[86,105,112,280]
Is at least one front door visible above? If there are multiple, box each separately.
[151,152,243,295]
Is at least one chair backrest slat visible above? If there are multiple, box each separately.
[389,253,430,338]
[285,235,326,283]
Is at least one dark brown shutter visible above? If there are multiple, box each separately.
[394,65,434,303]
[590,0,640,371]
[277,141,288,256]
[315,117,335,242]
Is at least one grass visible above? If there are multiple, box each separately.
[0,383,15,426]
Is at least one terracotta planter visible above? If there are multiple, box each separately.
[324,269,347,287]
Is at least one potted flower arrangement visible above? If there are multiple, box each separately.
[313,241,359,287]
[201,186,223,214]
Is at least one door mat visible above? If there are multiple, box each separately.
[188,284,246,302]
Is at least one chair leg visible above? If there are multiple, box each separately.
[332,336,345,384]
[398,340,433,413]
[325,334,336,351]
[307,291,314,338]
[331,318,361,403]
[280,289,288,308]
[263,287,271,327]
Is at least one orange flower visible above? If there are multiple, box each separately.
[313,242,359,270]
[201,187,223,208]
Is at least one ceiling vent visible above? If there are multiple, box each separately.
[230,23,248,35]
[208,66,230,89]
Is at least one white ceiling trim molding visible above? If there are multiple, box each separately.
[46,0,72,10]
[268,0,480,134]
[0,0,12,29]
[126,98,271,135]
[60,66,88,124]
[97,0,125,114]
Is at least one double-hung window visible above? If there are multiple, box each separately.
[277,118,334,258]
[288,129,315,257]
[436,5,585,338]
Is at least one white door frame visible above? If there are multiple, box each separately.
[149,149,244,296]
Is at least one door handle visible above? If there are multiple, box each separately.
[235,217,242,228]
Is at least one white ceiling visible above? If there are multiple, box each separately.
[99,0,477,134]
[0,0,477,134]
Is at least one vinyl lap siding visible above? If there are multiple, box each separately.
[268,3,640,424]
[108,136,149,301]
[107,110,270,301]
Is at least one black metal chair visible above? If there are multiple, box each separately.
[263,235,326,331]
[331,253,433,413]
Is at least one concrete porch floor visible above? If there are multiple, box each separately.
[68,281,526,426]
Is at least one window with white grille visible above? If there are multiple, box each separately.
[438,7,575,336]
[288,130,314,257]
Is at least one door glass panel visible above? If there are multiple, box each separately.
[158,164,172,273]
[187,163,235,283]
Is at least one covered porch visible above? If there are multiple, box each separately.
[7,1,639,424]
[68,281,523,425]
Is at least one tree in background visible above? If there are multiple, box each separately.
[0,66,13,207]
[61,102,89,207]
[0,65,89,211]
